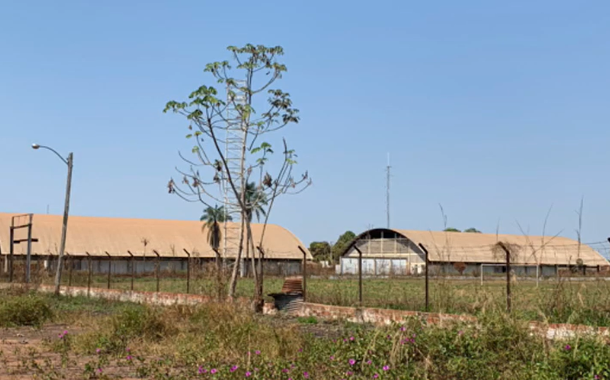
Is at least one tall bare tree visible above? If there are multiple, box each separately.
[164,44,310,302]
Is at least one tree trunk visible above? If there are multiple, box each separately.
[228,215,246,299]
[246,220,259,295]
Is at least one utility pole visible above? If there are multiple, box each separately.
[55,152,73,295]
[32,144,73,296]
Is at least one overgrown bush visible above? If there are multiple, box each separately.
[0,293,53,327]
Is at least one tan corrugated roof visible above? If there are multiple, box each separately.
[349,228,608,266]
[0,213,312,260]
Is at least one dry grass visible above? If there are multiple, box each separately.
[1,290,609,379]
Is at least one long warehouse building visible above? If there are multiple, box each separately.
[0,213,312,276]
[340,228,609,276]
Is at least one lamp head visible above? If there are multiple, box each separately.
[31,143,40,150]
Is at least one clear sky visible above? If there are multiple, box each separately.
[1,1,609,248]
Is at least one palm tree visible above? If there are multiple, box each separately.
[200,205,232,251]
[240,182,268,222]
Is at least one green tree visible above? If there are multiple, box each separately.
[331,231,357,263]
[464,228,481,233]
[309,241,332,262]
[240,182,267,222]
[444,227,461,232]
[165,44,311,302]
[200,205,232,251]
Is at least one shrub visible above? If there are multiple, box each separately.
[0,293,53,327]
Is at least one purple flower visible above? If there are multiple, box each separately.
[366,360,372,365]
[198,366,206,374]
[565,344,571,351]
[282,368,289,373]
[349,359,356,366]
[97,368,103,373]
[373,374,379,379]
[346,371,353,376]
[303,372,309,378]
[298,348,303,352]
[255,350,261,355]
[383,365,390,371]
[330,356,335,361]
[400,326,406,332]
[126,355,133,361]
[96,348,101,354]
[245,371,252,377]
[211,369,217,374]
[349,336,355,341]
[126,348,131,352]
[458,330,464,336]
[231,365,239,372]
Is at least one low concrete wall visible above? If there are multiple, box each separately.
[529,321,610,340]
[0,283,261,310]
[296,302,477,326]
[2,283,608,341]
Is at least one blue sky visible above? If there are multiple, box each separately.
[1,1,609,247]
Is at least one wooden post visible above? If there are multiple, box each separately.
[256,246,265,300]
[353,246,363,305]
[298,246,308,302]
[497,242,511,313]
[184,249,191,294]
[418,243,430,312]
[153,250,160,293]
[36,256,40,282]
[26,214,33,283]
[105,252,112,289]
[9,227,14,283]
[68,254,73,287]
[86,252,92,297]
[127,251,135,291]
[212,248,222,301]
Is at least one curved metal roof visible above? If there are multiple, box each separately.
[342,228,608,266]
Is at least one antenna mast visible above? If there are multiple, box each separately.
[223,80,246,272]
[386,153,391,229]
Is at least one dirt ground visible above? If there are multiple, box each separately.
[0,324,141,380]
[0,316,346,379]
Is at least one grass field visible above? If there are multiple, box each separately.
[1,288,609,379]
[5,268,610,327]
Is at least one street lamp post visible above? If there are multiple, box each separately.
[32,144,73,296]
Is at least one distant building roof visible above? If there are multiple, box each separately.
[343,228,609,267]
[0,213,311,260]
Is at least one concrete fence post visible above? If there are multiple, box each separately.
[105,252,112,289]
[184,249,191,294]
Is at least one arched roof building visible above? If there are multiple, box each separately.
[0,213,311,260]
[340,228,608,276]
